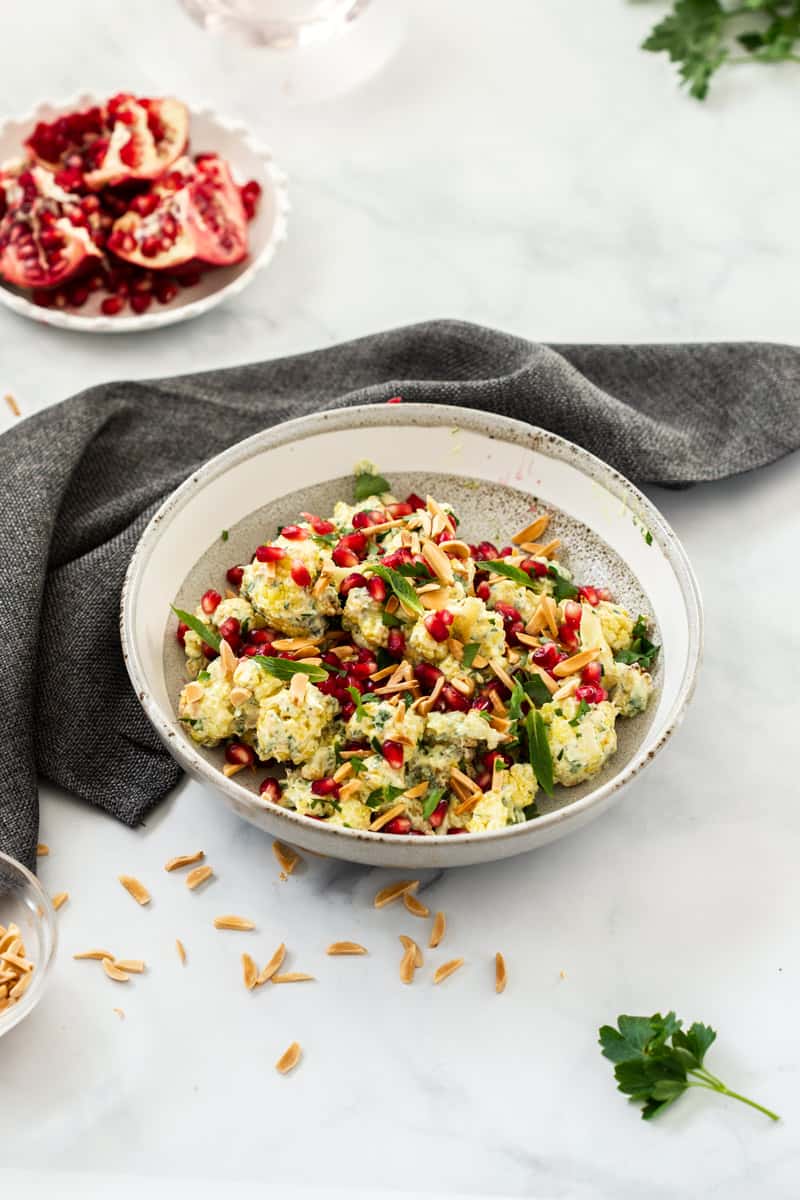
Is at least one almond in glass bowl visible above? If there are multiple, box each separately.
[0,851,57,1038]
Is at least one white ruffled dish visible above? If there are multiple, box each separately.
[0,94,289,334]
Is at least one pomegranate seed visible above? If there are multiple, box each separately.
[386,628,406,659]
[476,580,491,602]
[154,278,178,305]
[32,289,55,308]
[581,661,603,686]
[176,621,188,646]
[575,684,604,705]
[218,617,241,650]
[563,600,582,628]
[100,295,124,315]
[247,629,275,646]
[201,589,221,614]
[259,777,283,803]
[428,799,448,828]
[67,283,89,308]
[383,816,412,835]
[471,694,492,711]
[381,548,413,569]
[532,642,560,670]
[483,750,512,769]
[130,192,159,217]
[225,741,254,767]
[381,740,404,770]
[424,610,454,642]
[506,620,525,646]
[130,291,152,314]
[405,493,426,510]
[475,769,493,791]
[350,659,376,679]
[498,546,513,557]
[340,532,368,555]
[386,395,403,404]
[339,572,367,596]
[439,683,470,712]
[140,235,161,258]
[579,585,600,607]
[352,509,385,529]
[291,560,312,588]
[226,564,244,587]
[332,545,359,568]
[300,513,335,535]
[281,524,307,541]
[311,778,341,799]
[385,502,413,519]
[494,603,521,626]
[474,541,499,560]
[414,662,443,690]
[559,625,579,651]
[201,642,218,660]
[522,558,548,578]
[447,826,469,835]
[241,644,261,657]
[255,544,284,563]
[596,587,613,602]
[367,576,387,603]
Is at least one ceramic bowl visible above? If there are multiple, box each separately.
[0,851,58,1038]
[121,404,702,868]
[0,94,289,333]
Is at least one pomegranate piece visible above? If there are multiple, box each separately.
[532,642,560,671]
[352,509,385,529]
[494,602,521,626]
[428,799,448,828]
[226,564,244,588]
[290,560,312,588]
[300,513,335,535]
[405,493,426,510]
[240,179,262,220]
[247,628,276,646]
[0,165,102,290]
[311,778,341,799]
[218,617,241,651]
[476,580,491,602]
[339,572,368,597]
[424,609,454,643]
[522,557,548,578]
[259,777,283,803]
[281,525,307,541]
[383,816,412,835]
[333,545,359,568]
[255,544,284,563]
[367,576,387,603]
[579,585,600,607]
[100,295,124,315]
[581,661,603,686]
[438,683,470,712]
[200,588,221,615]
[562,600,583,628]
[474,541,499,561]
[176,621,189,647]
[574,684,607,705]
[384,502,413,519]
[386,628,406,659]
[381,740,404,770]
[596,587,613,602]
[413,662,443,691]
[380,547,413,570]
[225,741,254,767]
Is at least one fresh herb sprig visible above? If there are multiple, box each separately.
[255,656,329,683]
[171,606,221,651]
[476,560,541,591]
[354,471,391,502]
[525,709,555,796]
[642,0,800,100]
[614,616,660,670]
[366,564,424,615]
[599,1012,779,1122]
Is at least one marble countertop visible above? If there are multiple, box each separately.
[1,2,798,1197]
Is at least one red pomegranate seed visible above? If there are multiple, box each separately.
[483,749,512,769]
[300,513,335,535]
[424,610,454,643]
[352,509,385,529]
[333,546,359,568]
[339,532,367,556]
[380,547,413,569]
[386,628,406,659]
[225,741,254,767]
[559,625,579,651]
[563,600,582,627]
[67,283,89,308]
[176,621,188,646]
[532,642,560,670]
[311,778,341,799]
[447,826,469,835]
[381,740,404,770]
[218,616,241,645]
[140,235,161,258]
[201,642,218,659]
[386,395,403,404]
[476,580,491,602]
[414,662,443,691]
[574,684,607,705]
[154,278,178,305]
[281,525,307,541]
[439,683,470,712]
[383,816,412,835]
[494,603,521,626]
[474,541,499,560]
[385,502,413,519]
[596,587,613,602]
[471,694,492,712]
[130,291,152,314]
[350,659,376,679]
[581,661,603,686]
[291,560,312,588]
[579,585,599,607]
[255,544,284,563]
[259,777,283,803]
[405,493,426,510]
[522,557,548,578]
[475,769,492,791]
[247,629,275,646]
[367,576,387,603]
[428,799,448,828]
[100,295,124,316]
[339,572,367,596]
[201,589,221,614]
[241,644,261,657]
[226,564,244,587]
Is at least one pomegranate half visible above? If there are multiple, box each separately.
[0,164,102,290]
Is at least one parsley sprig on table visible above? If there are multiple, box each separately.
[643,1,800,100]
[599,1012,779,1121]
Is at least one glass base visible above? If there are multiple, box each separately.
[180,0,372,49]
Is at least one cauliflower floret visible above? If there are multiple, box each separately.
[280,770,335,819]
[342,587,390,650]
[541,696,618,786]
[465,763,536,832]
[595,601,636,652]
[328,796,374,831]
[240,558,328,637]
[487,578,541,624]
[228,656,284,730]
[213,596,260,630]
[357,752,405,794]
[346,699,425,751]
[450,596,507,662]
[424,709,503,751]
[610,661,654,718]
[255,682,338,764]
[178,656,237,747]
[406,619,450,664]
[299,737,338,780]
[406,743,464,789]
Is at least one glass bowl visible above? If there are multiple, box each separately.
[0,851,57,1038]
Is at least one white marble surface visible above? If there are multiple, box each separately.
[1,2,799,1197]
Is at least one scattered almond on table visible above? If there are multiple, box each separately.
[275,1042,302,1075]
[272,841,301,876]
[257,943,285,984]
[213,915,255,931]
[399,935,423,969]
[36,844,49,857]
[271,972,315,984]
[403,892,429,919]
[118,875,151,906]
[433,958,464,985]
[4,394,21,418]
[374,880,419,909]
[429,911,446,948]
[495,952,507,994]
[175,939,187,965]
[186,865,214,890]
[164,851,205,872]
[326,941,367,956]
[51,892,69,911]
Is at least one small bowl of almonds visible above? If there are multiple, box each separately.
[0,851,57,1038]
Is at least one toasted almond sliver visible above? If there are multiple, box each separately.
[1,952,32,974]
[332,760,354,784]
[213,915,255,931]
[273,841,301,875]
[403,892,430,919]
[538,538,561,559]
[338,779,365,803]
[399,944,416,985]
[9,972,32,999]
[453,792,481,816]
[429,911,446,949]
[552,648,601,678]
[369,803,407,832]
[220,638,238,677]
[289,671,308,703]
[438,539,471,559]
[275,1041,302,1074]
[5,393,21,417]
[223,762,245,778]
[496,951,507,994]
[402,781,429,800]
[113,1007,125,1020]
[114,959,145,974]
[36,843,49,857]
[176,939,187,964]
[271,972,315,983]
[399,935,423,968]
[186,865,214,890]
[421,538,455,585]
[450,766,481,795]
[182,681,204,703]
[327,941,368,956]
[374,880,419,909]
[165,851,205,872]
[552,677,580,702]
[118,875,151,906]
[271,635,324,652]
[74,948,115,961]
[51,892,69,911]
[527,663,559,694]
[102,958,130,983]
[257,942,286,984]
[433,957,464,985]
[242,952,258,990]
[449,675,474,696]
[543,595,560,639]
[418,586,451,611]
[512,514,550,545]
[489,659,516,692]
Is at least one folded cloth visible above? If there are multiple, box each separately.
[2,319,798,869]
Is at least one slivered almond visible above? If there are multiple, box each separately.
[370,803,407,832]
[9,973,32,999]
[74,948,115,961]
[176,939,187,964]
[4,393,21,417]
[327,941,367,956]
[339,779,364,802]
[213,915,255,931]
[538,538,561,559]
[402,781,429,800]
[473,654,489,669]
[271,635,323,651]
[225,588,236,599]
[220,638,238,677]
[182,681,204,702]
[512,514,550,544]
[403,893,429,918]
[36,843,49,857]
[312,573,331,599]
[257,943,286,984]
[273,841,301,875]
[450,766,481,795]
[102,959,130,983]
[421,539,455,585]
[295,657,323,667]
[339,748,371,759]
[450,675,474,696]
[418,587,451,611]
[433,958,464,985]
[385,594,399,614]
[1,952,32,973]
[373,680,420,697]
[552,648,601,678]
[113,1007,125,1020]
[230,686,252,707]
[369,663,399,682]
[114,960,145,974]
[399,935,423,968]
[552,677,580,702]
[51,892,69,911]
[489,715,512,735]
[223,762,245,778]
[374,880,419,908]
[429,911,446,948]
[524,601,548,636]
[275,1042,302,1074]
[438,539,471,559]
[329,643,357,661]
[527,664,559,694]
[242,953,258,990]
[415,674,445,716]
[543,595,560,638]
[399,944,416,984]
[165,851,205,872]
[333,761,354,784]
[447,638,464,660]
[186,865,214,890]
[515,631,541,648]
[289,672,308,703]
[262,562,276,581]
[489,659,516,691]
[453,793,481,816]
[118,876,150,906]
[495,952,507,994]
[271,972,315,983]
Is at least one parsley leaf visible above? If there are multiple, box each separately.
[381,610,404,628]
[523,673,552,708]
[395,561,433,581]
[311,532,337,548]
[255,656,329,683]
[366,565,424,615]
[525,709,554,796]
[476,559,540,590]
[599,1011,779,1122]
[354,471,391,502]
[221,529,229,542]
[171,606,220,651]
[614,616,660,670]
[461,642,481,670]
[547,563,578,601]
[421,786,444,820]
[365,784,405,809]
[197,669,210,682]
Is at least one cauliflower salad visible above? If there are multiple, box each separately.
[173,465,659,836]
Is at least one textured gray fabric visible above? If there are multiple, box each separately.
[1,319,798,870]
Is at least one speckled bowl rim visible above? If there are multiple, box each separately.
[0,93,289,334]
[121,403,703,853]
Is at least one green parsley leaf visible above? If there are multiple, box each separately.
[171,606,221,651]
[354,472,391,502]
[366,564,423,615]
[614,615,660,670]
[476,559,540,590]
[254,656,329,683]
[421,787,444,821]
[523,674,552,707]
[644,529,653,546]
[365,784,405,809]
[569,698,591,726]
[311,532,337,548]
[525,709,554,796]
[370,736,383,755]
[461,642,481,670]
[350,755,366,775]
[599,1011,779,1122]
[395,560,433,581]
[347,685,365,719]
[381,609,404,628]
[221,529,229,542]
[197,669,210,682]
[547,564,578,601]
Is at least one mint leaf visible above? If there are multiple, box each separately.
[476,559,540,590]
[366,564,423,615]
[421,786,444,821]
[523,674,552,708]
[354,472,391,502]
[615,615,660,670]
[171,606,221,651]
[254,656,329,683]
[525,709,554,796]
[547,564,578,601]
[462,642,481,670]
[365,784,405,809]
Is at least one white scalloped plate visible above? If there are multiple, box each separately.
[0,94,289,333]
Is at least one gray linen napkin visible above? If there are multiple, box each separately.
[2,319,798,870]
